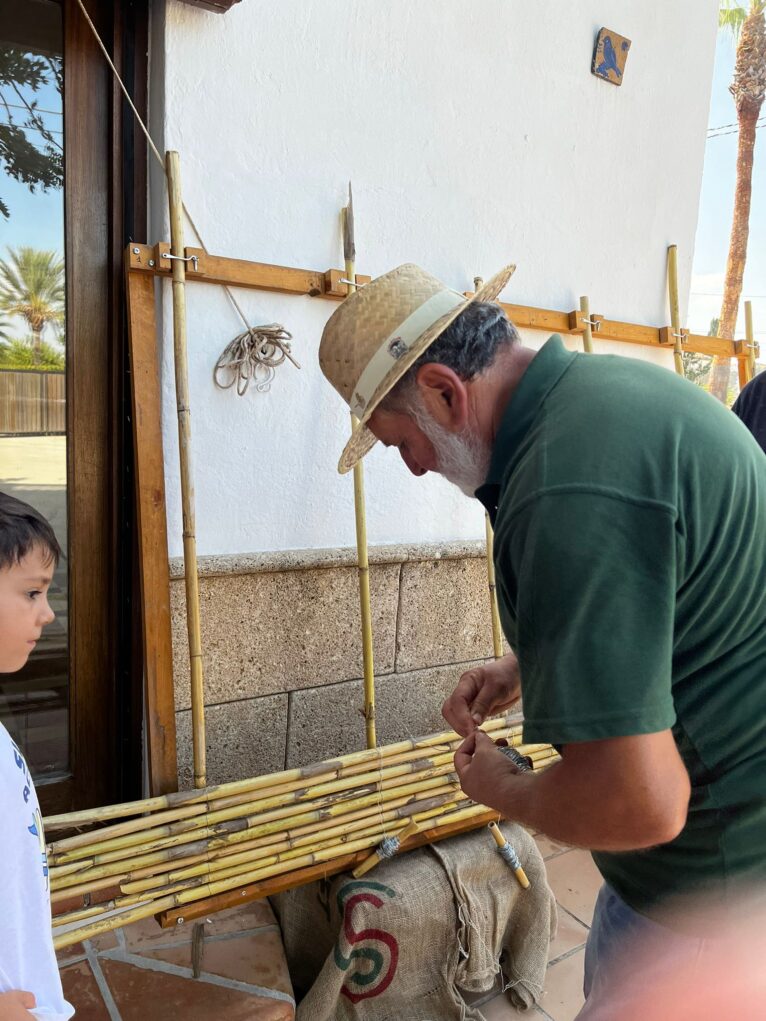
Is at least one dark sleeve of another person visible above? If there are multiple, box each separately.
[732,370,766,454]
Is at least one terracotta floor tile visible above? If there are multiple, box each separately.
[100,958,294,1020]
[538,949,586,1021]
[544,850,603,926]
[200,899,277,934]
[534,833,570,860]
[547,909,589,963]
[89,930,119,953]
[198,929,293,995]
[56,941,87,966]
[136,929,293,997]
[481,992,545,1018]
[58,960,112,1020]
[123,913,192,951]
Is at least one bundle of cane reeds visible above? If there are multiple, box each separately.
[46,715,558,949]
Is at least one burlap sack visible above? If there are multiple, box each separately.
[273,823,556,1021]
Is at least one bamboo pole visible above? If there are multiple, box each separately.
[45,715,516,830]
[667,245,685,378]
[48,727,531,874]
[52,802,494,949]
[48,738,549,901]
[484,514,504,659]
[352,818,420,878]
[48,770,464,869]
[475,274,505,663]
[580,295,594,353]
[51,786,467,898]
[745,300,757,383]
[488,822,530,889]
[50,753,459,863]
[166,150,206,788]
[342,184,377,749]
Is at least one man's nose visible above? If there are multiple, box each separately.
[400,448,427,477]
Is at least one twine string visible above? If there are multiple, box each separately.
[74,0,298,389]
[213,324,296,395]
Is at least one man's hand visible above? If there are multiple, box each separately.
[442,653,521,736]
[0,991,37,1020]
[453,730,524,809]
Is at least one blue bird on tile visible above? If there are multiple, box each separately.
[596,35,622,79]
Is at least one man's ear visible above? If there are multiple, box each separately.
[415,363,470,433]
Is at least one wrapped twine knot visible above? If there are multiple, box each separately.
[214,324,299,395]
[377,835,402,860]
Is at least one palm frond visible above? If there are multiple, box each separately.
[719,1,766,40]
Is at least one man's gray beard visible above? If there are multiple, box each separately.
[408,396,492,498]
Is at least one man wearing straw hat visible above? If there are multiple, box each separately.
[318,264,766,1018]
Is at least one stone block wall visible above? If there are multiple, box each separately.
[169,542,505,787]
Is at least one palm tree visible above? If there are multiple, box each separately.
[0,247,64,362]
[709,1,766,402]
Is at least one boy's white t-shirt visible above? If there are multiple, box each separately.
[0,723,74,1020]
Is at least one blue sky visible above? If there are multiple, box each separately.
[1,30,764,348]
[689,29,766,346]
[0,72,63,255]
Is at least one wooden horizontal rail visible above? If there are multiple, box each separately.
[126,243,759,361]
[156,806,498,928]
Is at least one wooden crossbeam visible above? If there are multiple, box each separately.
[126,243,757,362]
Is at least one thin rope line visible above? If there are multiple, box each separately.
[74,0,297,371]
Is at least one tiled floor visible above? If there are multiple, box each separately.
[478,839,602,1021]
[57,902,295,1020]
[58,837,598,1020]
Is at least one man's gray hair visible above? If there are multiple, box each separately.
[382,302,519,408]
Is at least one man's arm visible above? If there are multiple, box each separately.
[455,729,690,850]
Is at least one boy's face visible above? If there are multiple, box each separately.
[0,545,56,672]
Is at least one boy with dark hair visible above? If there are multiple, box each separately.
[0,492,72,1020]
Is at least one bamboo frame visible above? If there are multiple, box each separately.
[166,151,207,788]
[343,185,377,749]
[666,246,685,378]
[46,718,549,945]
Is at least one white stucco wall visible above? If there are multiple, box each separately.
[150,0,718,557]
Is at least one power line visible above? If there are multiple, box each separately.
[707,119,766,139]
[0,101,61,116]
[0,117,63,136]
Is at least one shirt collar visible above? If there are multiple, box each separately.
[476,335,576,514]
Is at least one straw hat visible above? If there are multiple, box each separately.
[319,262,515,473]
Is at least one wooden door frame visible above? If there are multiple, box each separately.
[37,0,149,813]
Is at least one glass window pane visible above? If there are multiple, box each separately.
[0,0,67,782]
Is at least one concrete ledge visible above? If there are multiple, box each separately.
[169,540,487,579]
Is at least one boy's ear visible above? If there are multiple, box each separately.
[415,363,470,433]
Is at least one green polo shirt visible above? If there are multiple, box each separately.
[477,335,766,917]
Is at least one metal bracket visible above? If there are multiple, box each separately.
[322,268,372,299]
[162,251,200,271]
[568,309,603,334]
[659,326,688,347]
